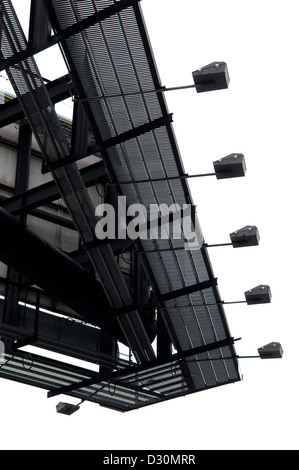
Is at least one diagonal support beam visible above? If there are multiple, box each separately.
[0,74,73,128]
[0,161,106,215]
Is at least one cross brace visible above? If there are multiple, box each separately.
[111,337,238,380]
[42,114,173,172]
[112,278,218,317]
[0,0,142,71]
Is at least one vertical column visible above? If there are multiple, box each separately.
[2,124,32,342]
[156,312,172,361]
[71,101,90,160]
[135,256,157,345]
[99,329,117,382]
[28,0,51,51]
[14,123,32,211]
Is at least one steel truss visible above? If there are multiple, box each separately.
[0,0,241,412]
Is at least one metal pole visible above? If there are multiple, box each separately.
[203,242,233,248]
[74,84,197,102]
[158,300,247,310]
[110,172,216,186]
[184,355,261,363]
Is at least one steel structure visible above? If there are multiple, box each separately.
[0,0,242,412]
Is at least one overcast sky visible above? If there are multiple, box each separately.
[0,0,298,450]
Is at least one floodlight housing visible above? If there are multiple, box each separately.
[56,402,80,415]
[245,285,272,305]
[213,154,246,179]
[192,62,230,93]
[230,226,260,248]
[258,342,283,359]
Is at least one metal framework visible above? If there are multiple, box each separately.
[0,0,241,412]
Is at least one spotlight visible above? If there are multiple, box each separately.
[56,402,80,415]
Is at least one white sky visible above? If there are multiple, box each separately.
[0,0,298,450]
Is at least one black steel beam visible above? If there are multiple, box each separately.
[0,74,73,128]
[110,276,218,318]
[42,114,173,172]
[70,238,133,265]
[44,0,142,47]
[156,313,172,361]
[70,100,90,161]
[159,278,218,302]
[0,161,107,215]
[29,0,51,51]
[2,123,32,336]
[0,0,141,72]
[47,375,163,401]
[47,377,98,398]
[0,181,63,215]
[14,123,32,201]
[29,208,75,231]
[112,337,237,380]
